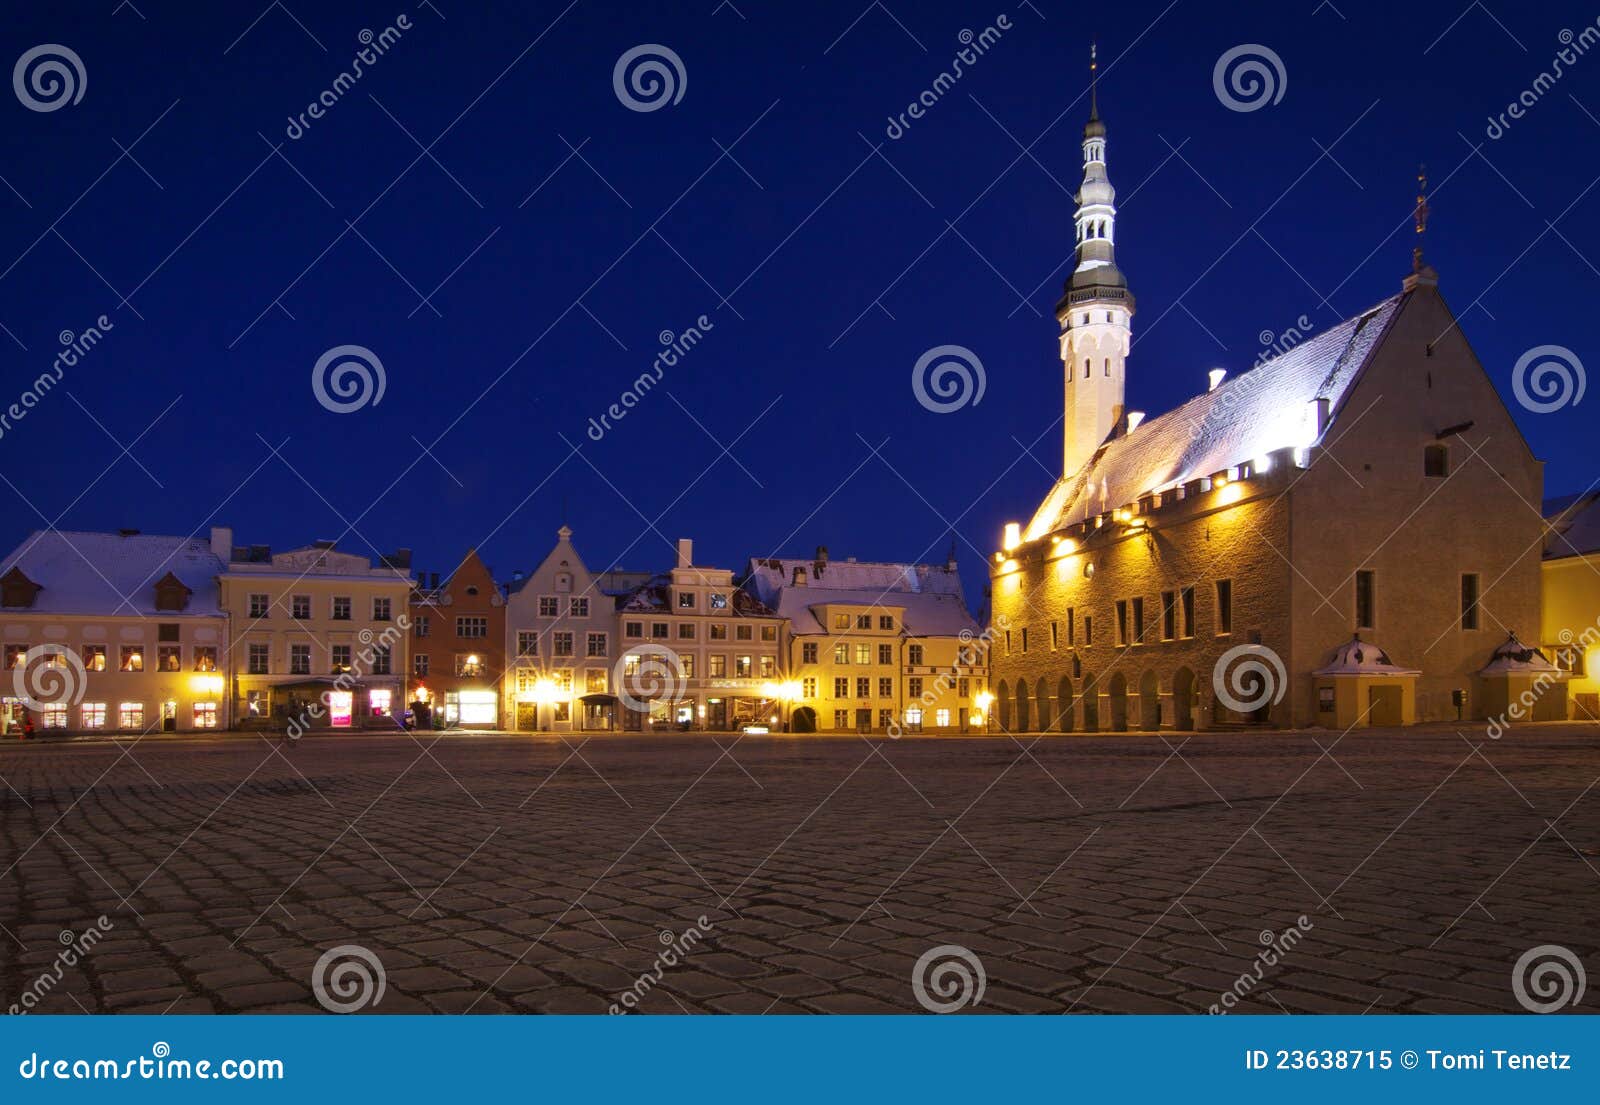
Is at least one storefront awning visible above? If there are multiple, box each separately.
[579,693,619,705]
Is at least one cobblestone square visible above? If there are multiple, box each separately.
[2,727,1596,1014]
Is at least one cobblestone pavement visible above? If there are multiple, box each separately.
[1,725,1597,1015]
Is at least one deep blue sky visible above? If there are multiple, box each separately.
[3,0,1597,607]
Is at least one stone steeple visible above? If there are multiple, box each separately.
[1057,41,1134,479]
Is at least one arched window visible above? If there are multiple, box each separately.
[1103,358,1110,377]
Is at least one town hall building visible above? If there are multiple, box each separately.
[988,81,1545,732]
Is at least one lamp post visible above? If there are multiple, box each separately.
[974,690,994,735]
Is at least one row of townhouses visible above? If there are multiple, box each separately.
[0,525,990,736]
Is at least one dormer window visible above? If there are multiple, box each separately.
[0,566,41,608]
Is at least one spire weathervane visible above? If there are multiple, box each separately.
[1413,163,1431,274]
[1089,40,1099,121]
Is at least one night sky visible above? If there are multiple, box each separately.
[3,0,1597,606]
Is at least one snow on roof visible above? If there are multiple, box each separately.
[1544,490,1600,559]
[1476,632,1565,676]
[1312,635,1420,676]
[1026,293,1405,538]
[0,530,225,616]
[743,558,978,637]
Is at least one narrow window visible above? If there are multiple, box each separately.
[1050,621,1059,650]
[1161,591,1176,641]
[1116,600,1128,646]
[1067,608,1076,646]
[1180,586,1195,638]
[1131,598,1145,643]
[1355,570,1375,630]
[1424,443,1449,478]
[1215,579,1233,636]
[1461,573,1480,630]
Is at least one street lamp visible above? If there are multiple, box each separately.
[974,690,994,734]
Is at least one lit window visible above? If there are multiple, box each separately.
[120,647,144,673]
[194,647,218,672]
[42,705,67,729]
[118,702,144,729]
[81,702,106,729]
[81,645,107,671]
[193,702,218,729]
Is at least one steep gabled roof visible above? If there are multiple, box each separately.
[1544,489,1600,559]
[743,557,978,637]
[1025,293,1406,538]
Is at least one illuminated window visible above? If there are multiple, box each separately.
[159,646,181,672]
[120,647,144,673]
[193,702,218,728]
[709,655,727,678]
[854,644,870,665]
[42,705,67,729]
[119,702,144,729]
[833,614,850,630]
[935,709,950,727]
[760,656,775,677]
[802,677,816,698]
[834,644,849,665]
[4,645,27,669]
[194,647,218,672]
[81,702,106,729]
[332,645,352,673]
[735,655,752,677]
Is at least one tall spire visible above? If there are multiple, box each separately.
[1056,46,1134,480]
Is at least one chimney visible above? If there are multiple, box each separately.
[792,566,808,587]
[676,538,693,569]
[430,572,441,589]
[1126,411,1145,433]
[118,528,140,537]
[1311,396,1331,436]
[1208,368,1227,392]
[209,526,233,561]
[814,545,829,576]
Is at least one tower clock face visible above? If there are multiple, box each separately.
[710,593,728,609]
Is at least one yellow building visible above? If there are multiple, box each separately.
[217,530,412,732]
[1,528,230,734]
[743,548,987,734]
[1542,491,1600,719]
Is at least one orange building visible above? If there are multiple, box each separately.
[407,549,506,729]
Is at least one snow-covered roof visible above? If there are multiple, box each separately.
[1476,632,1565,676]
[1026,293,1405,538]
[0,530,225,617]
[1312,634,1420,676]
[743,557,978,637]
[1544,490,1600,559]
